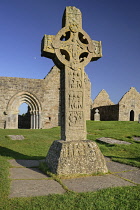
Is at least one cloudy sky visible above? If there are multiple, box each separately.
[0,0,140,113]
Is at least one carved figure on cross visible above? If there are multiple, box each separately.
[41,6,102,141]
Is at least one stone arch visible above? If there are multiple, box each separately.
[6,91,42,129]
[130,110,134,121]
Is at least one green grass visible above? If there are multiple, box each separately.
[0,121,140,209]
[87,121,140,167]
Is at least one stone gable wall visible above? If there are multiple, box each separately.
[91,87,140,121]
[91,105,119,121]
[92,89,114,108]
[0,66,91,129]
[119,87,140,121]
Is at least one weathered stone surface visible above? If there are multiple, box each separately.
[46,140,108,175]
[41,6,102,142]
[133,136,140,141]
[92,89,114,108]
[92,87,140,121]
[116,170,140,184]
[61,174,135,193]
[8,135,24,140]
[94,109,100,121]
[119,87,140,121]
[42,6,107,175]
[91,89,118,121]
[9,180,65,198]
[97,137,131,145]
[9,168,49,179]
[9,158,139,197]
[106,161,138,173]
[0,66,91,129]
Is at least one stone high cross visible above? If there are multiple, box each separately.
[41,6,102,141]
[41,7,108,175]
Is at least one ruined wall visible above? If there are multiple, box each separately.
[92,89,114,108]
[92,105,119,121]
[119,87,140,121]
[91,87,140,121]
[84,72,92,121]
[0,65,91,129]
[0,77,44,129]
[91,89,117,121]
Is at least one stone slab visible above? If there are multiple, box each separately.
[9,180,65,198]
[8,159,40,167]
[133,136,140,141]
[106,161,138,173]
[9,168,49,179]
[7,135,24,140]
[61,174,135,193]
[117,170,140,184]
[9,159,140,198]
[97,137,131,145]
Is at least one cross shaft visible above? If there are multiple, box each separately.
[41,6,102,141]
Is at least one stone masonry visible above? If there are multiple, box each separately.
[42,6,108,175]
[119,87,140,121]
[0,65,91,129]
[91,87,140,121]
[92,89,114,108]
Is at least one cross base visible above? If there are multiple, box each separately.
[46,140,108,175]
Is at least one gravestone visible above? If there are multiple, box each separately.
[94,109,100,121]
[41,6,108,175]
[138,114,140,123]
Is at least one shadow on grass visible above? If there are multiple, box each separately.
[0,146,47,176]
[106,155,140,166]
[0,146,44,160]
[95,140,115,147]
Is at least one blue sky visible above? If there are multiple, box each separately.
[0,0,140,114]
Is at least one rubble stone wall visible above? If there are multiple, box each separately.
[0,66,91,129]
[92,87,140,121]
[119,87,140,121]
[92,89,114,108]
[91,105,119,121]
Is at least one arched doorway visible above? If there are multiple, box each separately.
[130,110,134,121]
[6,92,42,129]
[18,103,31,129]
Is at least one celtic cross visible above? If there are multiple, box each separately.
[41,6,102,141]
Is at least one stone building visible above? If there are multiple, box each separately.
[91,87,140,121]
[0,65,91,129]
[119,87,140,121]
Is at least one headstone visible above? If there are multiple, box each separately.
[41,6,108,175]
[94,109,100,121]
[138,114,140,123]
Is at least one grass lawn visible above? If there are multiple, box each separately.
[0,121,140,209]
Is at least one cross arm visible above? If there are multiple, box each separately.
[41,35,55,59]
[91,40,102,61]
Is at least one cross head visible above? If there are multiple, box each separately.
[41,6,102,141]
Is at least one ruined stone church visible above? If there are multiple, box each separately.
[91,87,140,121]
[0,65,91,129]
[0,66,139,129]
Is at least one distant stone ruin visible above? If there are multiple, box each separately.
[91,87,140,121]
